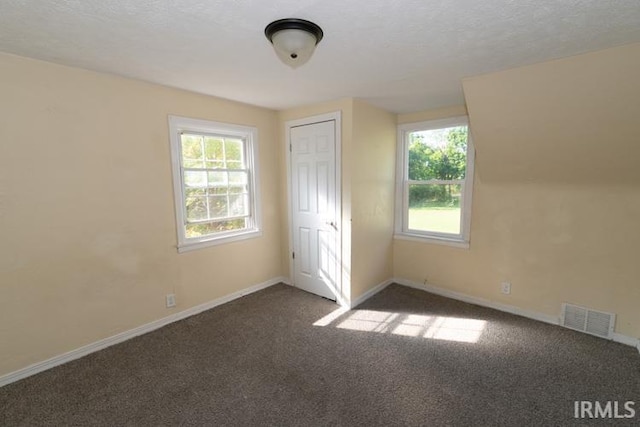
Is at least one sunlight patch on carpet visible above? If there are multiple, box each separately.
[315,309,486,343]
[313,307,350,327]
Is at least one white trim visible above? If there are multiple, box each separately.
[399,116,471,133]
[3,276,636,388]
[285,112,342,129]
[610,333,640,348]
[394,124,405,245]
[168,115,262,252]
[393,233,470,249]
[284,119,295,283]
[395,277,558,324]
[334,289,350,309]
[350,279,394,309]
[394,277,639,349]
[461,135,475,242]
[333,272,640,352]
[0,276,286,388]
[177,230,262,253]
[280,277,293,286]
[285,111,343,303]
[394,115,474,246]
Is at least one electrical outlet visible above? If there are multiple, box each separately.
[166,294,176,308]
[501,282,511,295]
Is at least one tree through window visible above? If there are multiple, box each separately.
[169,116,261,252]
[396,116,475,246]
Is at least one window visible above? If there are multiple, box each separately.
[169,116,261,252]
[395,116,474,247]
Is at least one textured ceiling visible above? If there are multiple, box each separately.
[1,0,640,113]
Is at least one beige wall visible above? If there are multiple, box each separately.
[4,41,639,378]
[394,43,640,339]
[397,105,467,125]
[0,53,283,376]
[350,100,396,300]
[464,42,640,185]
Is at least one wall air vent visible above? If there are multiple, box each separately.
[561,303,615,339]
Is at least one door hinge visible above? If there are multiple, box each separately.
[289,144,292,152]
[292,252,295,259]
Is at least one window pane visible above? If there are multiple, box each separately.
[204,137,224,162]
[184,170,207,188]
[185,219,247,238]
[185,188,205,198]
[408,184,462,234]
[208,196,228,218]
[408,126,467,180]
[224,138,243,162]
[225,160,243,170]
[207,171,227,186]
[185,196,207,221]
[229,194,248,216]
[228,171,247,185]
[207,186,228,195]
[205,160,225,170]
[181,135,203,161]
[228,185,246,194]
[171,118,259,246]
[184,159,204,168]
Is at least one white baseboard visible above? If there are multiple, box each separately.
[610,333,640,347]
[281,277,292,286]
[393,277,640,350]
[350,279,394,309]
[394,277,558,325]
[283,276,352,308]
[0,276,286,388]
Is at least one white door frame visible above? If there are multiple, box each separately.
[285,111,344,306]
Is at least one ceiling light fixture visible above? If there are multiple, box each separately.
[264,18,323,69]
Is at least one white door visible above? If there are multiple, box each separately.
[290,120,339,300]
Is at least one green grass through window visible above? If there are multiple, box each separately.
[408,205,461,235]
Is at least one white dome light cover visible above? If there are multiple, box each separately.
[265,19,323,69]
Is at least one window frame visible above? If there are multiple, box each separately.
[394,116,475,248]
[168,115,262,253]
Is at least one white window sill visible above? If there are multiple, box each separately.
[394,233,470,249]
[178,229,262,253]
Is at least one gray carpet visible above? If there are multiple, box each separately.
[1,283,639,426]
